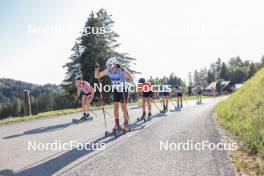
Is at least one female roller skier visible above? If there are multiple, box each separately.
[94,57,133,132]
[75,75,94,119]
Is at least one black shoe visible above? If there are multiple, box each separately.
[147,113,152,120]
[80,113,86,120]
[141,112,146,120]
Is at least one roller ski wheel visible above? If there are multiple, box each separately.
[113,129,118,137]
[72,115,93,124]
[72,118,79,124]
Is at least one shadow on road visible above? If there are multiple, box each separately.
[129,106,142,110]
[152,113,167,118]
[3,122,73,139]
[0,116,150,176]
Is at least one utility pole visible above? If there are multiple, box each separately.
[23,90,32,116]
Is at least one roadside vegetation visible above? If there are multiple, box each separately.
[215,68,264,175]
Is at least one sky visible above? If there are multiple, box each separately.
[1,0,264,85]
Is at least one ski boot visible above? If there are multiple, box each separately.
[122,121,129,133]
[160,105,166,113]
[113,119,120,137]
[137,112,146,122]
[147,112,152,121]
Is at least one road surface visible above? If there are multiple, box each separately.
[0,98,235,176]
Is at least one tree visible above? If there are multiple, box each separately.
[261,55,264,66]
[229,56,243,67]
[187,72,193,87]
[219,62,228,80]
[63,9,136,103]
[193,70,199,86]
[207,70,215,83]
[248,62,256,78]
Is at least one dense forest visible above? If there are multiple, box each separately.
[189,56,264,88]
[0,78,75,119]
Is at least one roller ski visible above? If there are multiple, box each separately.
[72,113,93,124]
[137,112,147,122]
[112,119,121,137]
[113,120,130,137]
[160,106,168,113]
[175,104,183,111]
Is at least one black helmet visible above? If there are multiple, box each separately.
[138,78,145,84]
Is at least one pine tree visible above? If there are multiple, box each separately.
[261,55,264,66]
[248,62,256,78]
[63,9,136,103]
[207,70,215,83]
[219,62,228,80]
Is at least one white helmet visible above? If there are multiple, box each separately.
[75,75,82,80]
[106,57,119,68]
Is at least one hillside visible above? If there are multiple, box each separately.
[215,68,264,174]
[0,78,74,119]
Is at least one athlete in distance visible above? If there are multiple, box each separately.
[137,78,155,121]
[160,85,170,112]
[75,75,94,120]
[175,85,183,108]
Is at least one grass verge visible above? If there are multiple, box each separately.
[0,95,209,125]
[215,68,264,175]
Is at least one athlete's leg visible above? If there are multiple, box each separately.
[121,102,129,131]
[166,96,169,108]
[177,96,180,107]
[142,97,147,113]
[113,102,120,130]
[180,96,183,107]
[81,95,86,113]
[147,97,152,113]
[114,102,119,120]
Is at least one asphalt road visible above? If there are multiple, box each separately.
[0,98,235,176]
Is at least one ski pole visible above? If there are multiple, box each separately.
[151,100,162,112]
[97,78,110,136]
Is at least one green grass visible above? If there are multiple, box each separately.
[215,68,264,175]
[0,108,82,125]
[0,95,209,125]
[0,104,114,125]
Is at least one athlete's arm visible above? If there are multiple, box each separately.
[76,87,81,98]
[94,68,108,79]
[89,85,94,100]
[123,70,133,81]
